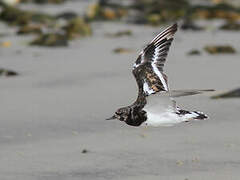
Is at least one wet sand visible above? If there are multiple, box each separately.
[0,3,240,179]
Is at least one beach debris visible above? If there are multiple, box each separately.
[63,17,92,40]
[30,33,68,47]
[0,4,92,46]
[1,0,20,6]
[113,48,134,54]
[0,6,32,25]
[0,6,55,26]
[105,30,132,37]
[85,3,100,20]
[81,149,88,154]
[181,20,204,31]
[131,0,190,25]
[21,0,66,4]
[101,8,117,20]
[0,41,11,47]
[146,14,162,26]
[17,24,42,35]
[219,21,240,31]
[176,160,184,166]
[192,157,200,163]
[187,49,201,55]
[204,45,236,54]
[86,1,240,25]
[56,12,78,20]
[0,68,18,77]
[191,3,240,21]
[85,2,127,21]
[211,88,240,99]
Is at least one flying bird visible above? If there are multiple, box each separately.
[107,23,213,127]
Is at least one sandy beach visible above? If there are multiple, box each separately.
[0,1,240,179]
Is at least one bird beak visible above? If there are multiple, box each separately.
[106,115,117,120]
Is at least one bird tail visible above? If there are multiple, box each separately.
[176,108,208,121]
[169,89,214,98]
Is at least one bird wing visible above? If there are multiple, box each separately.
[144,89,214,114]
[159,89,215,98]
[132,23,178,96]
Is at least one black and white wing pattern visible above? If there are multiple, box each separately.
[132,23,177,96]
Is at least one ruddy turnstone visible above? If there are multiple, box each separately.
[107,23,213,127]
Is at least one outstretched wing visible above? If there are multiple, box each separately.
[132,23,178,96]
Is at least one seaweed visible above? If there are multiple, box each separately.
[181,19,204,31]
[105,30,132,37]
[63,17,92,40]
[113,48,134,54]
[21,0,66,4]
[0,6,55,26]
[204,45,236,54]
[17,24,42,35]
[0,68,18,77]
[211,88,240,99]
[0,4,92,46]
[85,3,128,21]
[219,21,240,30]
[188,49,201,55]
[30,33,68,47]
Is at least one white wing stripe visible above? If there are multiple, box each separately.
[151,62,168,91]
[153,46,167,63]
[143,81,155,95]
[153,49,160,63]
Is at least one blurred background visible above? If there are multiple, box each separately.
[0,0,240,180]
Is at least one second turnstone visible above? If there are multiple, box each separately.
[107,23,213,127]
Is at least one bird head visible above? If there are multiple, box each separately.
[106,107,130,122]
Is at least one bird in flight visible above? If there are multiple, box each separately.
[107,23,213,127]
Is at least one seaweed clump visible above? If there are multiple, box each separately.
[204,45,236,54]
[30,33,68,47]
[105,30,132,37]
[131,0,190,25]
[180,19,204,31]
[0,6,55,26]
[86,1,240,26]
[17,24,42,35]
[21,0,67,4]
[190,3,240,21]
[0,68,18,77]
[113,48,134,54]
[219,21,240,30]
[63,17,92,40]
[188,49,201,56]
[85,2,128,21]
[0,4,92,47]
[211,88,240,99]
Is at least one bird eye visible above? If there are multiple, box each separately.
[119,117,124,121]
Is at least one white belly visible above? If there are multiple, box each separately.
[142,92,185,127]
[143,110,182,127]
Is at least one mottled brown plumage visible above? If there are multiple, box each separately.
[107,23,210,127]
[107,24,178,126]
